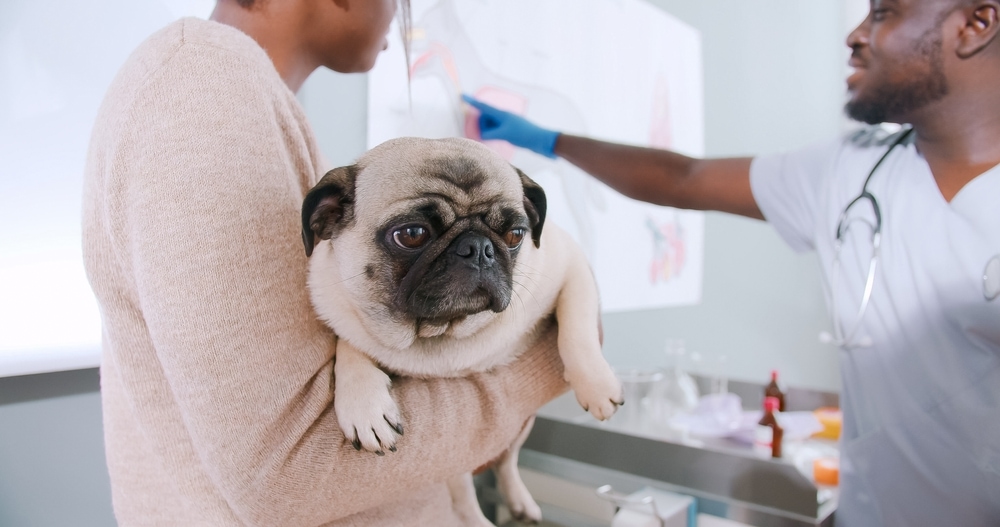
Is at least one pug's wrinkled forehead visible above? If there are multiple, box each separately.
[352,137,524,226]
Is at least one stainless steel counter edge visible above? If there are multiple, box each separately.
[514,448,836,527]
[522,412,834,521]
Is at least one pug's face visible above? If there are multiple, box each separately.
[302,137,546,339]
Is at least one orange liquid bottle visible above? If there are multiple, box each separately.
[755,396,784,458]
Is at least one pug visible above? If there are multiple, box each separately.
[301,137,623,525]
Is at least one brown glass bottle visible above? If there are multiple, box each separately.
[755,396,783,458]
[764,369,786,412]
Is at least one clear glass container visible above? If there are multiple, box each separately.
[612,367,667,433]
[660,338,700,418]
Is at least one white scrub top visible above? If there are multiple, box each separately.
[750,127,1000,527]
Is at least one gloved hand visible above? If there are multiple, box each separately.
[462,94,560,159]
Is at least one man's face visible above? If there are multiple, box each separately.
[845,0,954,124]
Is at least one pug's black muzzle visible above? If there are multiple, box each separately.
[403,231,513,322]
[454,232,496,269]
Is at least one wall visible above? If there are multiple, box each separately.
[0,2,210,525]
[0,0,216,369]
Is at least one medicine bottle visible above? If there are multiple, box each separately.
[764,370,786,412]
[755,396,783,458]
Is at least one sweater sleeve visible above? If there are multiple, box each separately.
[104,42,567,525]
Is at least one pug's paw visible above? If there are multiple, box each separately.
[334,368,404,454]
[567,366,624,421]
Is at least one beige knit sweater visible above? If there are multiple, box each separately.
[82,18,566,526]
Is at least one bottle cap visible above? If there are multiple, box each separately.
[764,396,780,412]
[770,369,778,381]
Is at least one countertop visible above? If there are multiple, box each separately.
[518,377,839,527]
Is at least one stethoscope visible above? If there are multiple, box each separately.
[820,128,1000,348]
[820,128,914,349]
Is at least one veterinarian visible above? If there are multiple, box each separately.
[82,0,569,525]
[464,1,1000,525]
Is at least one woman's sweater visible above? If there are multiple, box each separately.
[82,18,566,526]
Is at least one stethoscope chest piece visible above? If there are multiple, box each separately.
[985,255,1000,301]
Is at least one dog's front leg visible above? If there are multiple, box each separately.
[556,258,623,421]
[333,338,404,454]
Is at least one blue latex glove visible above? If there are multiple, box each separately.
[462,94,560,159]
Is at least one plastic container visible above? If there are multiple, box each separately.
[813,457,840,486]
[812,407,843,440]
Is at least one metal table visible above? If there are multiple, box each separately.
[485,377,839,527]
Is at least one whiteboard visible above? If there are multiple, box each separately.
[369,0,705,313]
[0,0,213,376]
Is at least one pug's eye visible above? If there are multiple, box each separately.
[393,225,430,249]
[504,228,526,249]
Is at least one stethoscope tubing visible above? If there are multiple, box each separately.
[827,128,913,349]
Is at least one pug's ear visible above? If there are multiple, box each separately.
[514,167,547,248]
[301,165,358,257]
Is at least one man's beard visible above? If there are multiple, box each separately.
[845,29,949,125]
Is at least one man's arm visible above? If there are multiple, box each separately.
[463,95,762,219]
[554,134,760,219]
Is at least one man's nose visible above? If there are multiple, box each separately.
[846,13,871,51]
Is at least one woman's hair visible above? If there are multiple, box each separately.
[399,0,412,80]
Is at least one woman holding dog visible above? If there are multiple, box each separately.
[465,1,1000,525]
[82,0,570,525]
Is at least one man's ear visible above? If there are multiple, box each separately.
[301,165,358,257]
[956,1,1000,58]
[514,166,547,248]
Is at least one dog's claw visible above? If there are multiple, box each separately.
[568,366,624,421]
[389,444,397,453]
[385,416,404,436]
[375,450,385,456]
[335,374,402,453]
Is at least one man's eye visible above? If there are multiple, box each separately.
[504,228,526,249]
[393,226,430,249]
